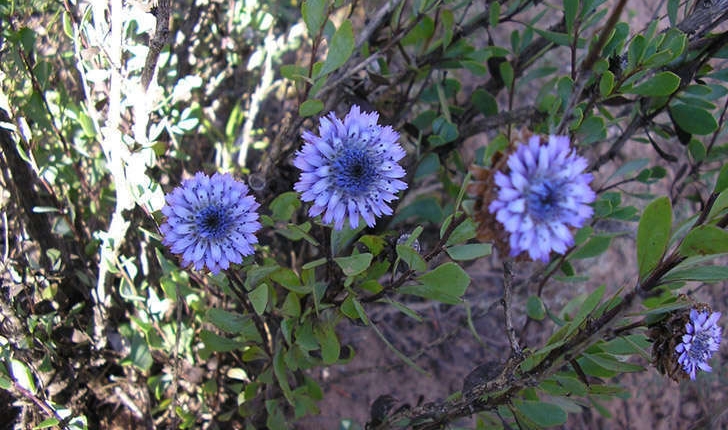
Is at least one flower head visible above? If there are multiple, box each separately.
[160,172,261,274]
[676,309,722,380]
[488,134,595,262]
[293,105,407,230]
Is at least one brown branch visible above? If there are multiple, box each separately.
[140,0,171,90]
[677,0,728,36]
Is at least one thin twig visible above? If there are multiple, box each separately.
[226,271,274,358]
[501,259,522,357]
[10,377,71,430]
[140,0,171,90]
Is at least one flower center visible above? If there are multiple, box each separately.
[527,178,563,222]
[332,147,377,195]
[688,331,711,360]
[197,205,230,239]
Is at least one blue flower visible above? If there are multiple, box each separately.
[489,135,596,262]
[676,309,722,380]
[293,105,407,230]
[160,172,261,274]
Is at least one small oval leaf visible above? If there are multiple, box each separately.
[299,99,324,117]
[669,103,718,135]
[636,197,672,278]
[678,225,728,256]
[627,71,680,96]
[334,253,373,276]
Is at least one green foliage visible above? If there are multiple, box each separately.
[637,197,672,278]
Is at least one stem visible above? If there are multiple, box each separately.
[501,259,522,357]
[226,271,274,358]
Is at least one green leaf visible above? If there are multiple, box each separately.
[444,217,477,246]
[576,355,617,378]
[401,16,435,46]
[200,329,244,352]
[302,257,327,270]
[627,71,680,96]
[429,116,459,146]
[273,349,294,404]
[315,323,340,364]
[565,285,605,338]
[383,298,423,322]
[331,222,364,255]
[396,244,427,272]
[526,296,546,321]
[207,308,253,334]
[708,189,728,220]
[499,61,514,89]
[299,99,324,117]
[581,352,644,372]
[608,159,651,183]
[271,268,306,293]
[281,292,301,318]
[317,20,354,78]
[280,64,308,81]
[127,334,153,371]
[472,89,498,116]
[334,253,373,276]
[636,197,672,278]
[446,243,492,261]
[513,400,567,427]
[669,103,718,135]
[564,0,578,35]
[269,192,301,221]
[249,283,269,315]
[489,1,500,27]
[678,225,728,256]
[392,196,443,224]
[301,0,327,35]
[33,418,60,429]
[570,235,612,259]
[419,262,470,296]
[599,71,615,97]
[532,27,571,46]
[352,298,370,325]
[628,34,646,67]
[441,9,454,48]
[667,0,678,25]
[396,285,457,304]
[0,376,11,390]
[662,265,728,283]
[414,153,440,179]
[714,163,728,193]
[10,359,36,393]
[553,374,588,396]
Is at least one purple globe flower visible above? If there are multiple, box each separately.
[676,309,722,380]
[160,172,261,274]
[489,135,596,262]
[293,105,407,230]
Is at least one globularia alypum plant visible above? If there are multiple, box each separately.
[1,0,727,428]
